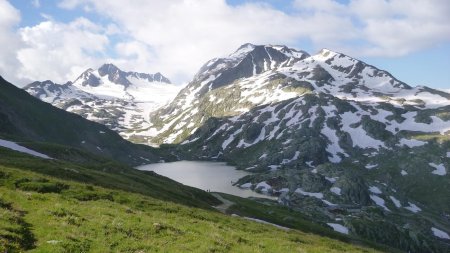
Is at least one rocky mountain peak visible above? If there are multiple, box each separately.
[97,63,132,87]
[189,44,310,96]
[126,71,171,84]
[98,63,120,75]
[74,68,100,87]
[72,63,172,88]
[24,80,60,90]
[310,48,412,91]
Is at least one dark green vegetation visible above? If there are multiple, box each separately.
[0,77,170,165]
[218,193,399,253]
[0,77,384,252]
[0,146,217,210]
[179,121,450,252]
[8,43,450,252]
[146,45,450,252]
[0,150,380,252]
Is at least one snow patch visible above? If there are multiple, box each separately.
[295,188,323,199]
[398,138,427,148]
[281,151,300,164]
[429,162,447,176]
[325,177,338,183]
[327,223,349,234]
[365,163,378,170]
[268,165,281,171]
[369,186,382,194]
[340,111,386,150]
[222,128,243,149]
[330,187,341,195]
[431,227,450,239]
[239,183,252,189]
[321,123,346,163]
[370,195,390,211]
[389,196,402,208]
[255,181,272,193]
[0,139,51,159]
[405,202,421,213]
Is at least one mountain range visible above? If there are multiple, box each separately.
[0,72,382,253]
[0,76,175,165]
[24,63,181,144]
[20,43,450,252]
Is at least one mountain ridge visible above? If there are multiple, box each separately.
[74,63,171,88]
[18,44,450,251]
[24,64,181,144]
[144,44,450,252]
[145,43,450,145]
[0,76,167,165]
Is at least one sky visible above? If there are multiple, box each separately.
[0,0,449,90]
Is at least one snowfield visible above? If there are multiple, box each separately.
[431,227,450,239]
[326,223,349,234]
[370,195,390,211]
[429,163,447,176]
[405,202,422,213]
[0,139,51,159]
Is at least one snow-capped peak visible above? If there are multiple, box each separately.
[229,43,257,59]
[24,64,181,144]
[73,68,100,87]
[98,63,120,75]
[190,44,310,96]
[72,63,171,90]
[96,63,131,87]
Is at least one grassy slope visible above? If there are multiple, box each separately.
[221,193,400,253]
[0,164,380,253]
[0,77,169,165]
[0,146,218,210]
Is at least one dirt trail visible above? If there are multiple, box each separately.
[211,193,235,213]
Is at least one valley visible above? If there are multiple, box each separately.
[24,64,181,145]
[1,43,449,252]
[137,161,275,199]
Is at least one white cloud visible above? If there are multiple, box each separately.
[351,0,450,56]
[110,41,158,75]
[294,0,347,13]
[55,0,450,84]
[0,0,22,84]
[56,0,359,83]
[63,0,309,83]
[1,0,450,86]
[294,0,450,56]
[58,0,83,9]
[16,18,110,83]
[32,0,40,8]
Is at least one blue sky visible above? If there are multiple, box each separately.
[1,0,449,89]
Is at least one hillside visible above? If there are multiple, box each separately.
[0,73,389,252]
[147,44,450,252]
[15,43,450,252]
[0,148,383,252]
[24,64,181,144]
[0,76,169,165]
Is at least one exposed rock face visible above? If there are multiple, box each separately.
[146,44,450,253]
[24,44,450,252]
[24,64,180,144]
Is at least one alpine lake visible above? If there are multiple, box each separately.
[137,161,275,199]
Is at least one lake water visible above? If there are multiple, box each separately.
[137,161,275,199]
